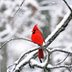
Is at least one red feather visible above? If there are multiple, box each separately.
[31,24,44,62]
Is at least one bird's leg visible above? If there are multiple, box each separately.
[40,59,42,63]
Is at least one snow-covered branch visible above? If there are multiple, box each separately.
[45,11,72,47]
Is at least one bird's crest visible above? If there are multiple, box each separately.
[33,24,39,31]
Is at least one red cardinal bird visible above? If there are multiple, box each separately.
[31,24,44,63]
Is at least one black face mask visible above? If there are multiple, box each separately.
[32,30,36,34]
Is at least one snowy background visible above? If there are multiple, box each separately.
[0,0,72,72]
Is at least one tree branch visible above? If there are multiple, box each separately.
[47,64,71,72]
[63,0,72,12]
[45,11,72,47]
[13,0,26,17]
[0,37,37,49]
[28,63,72,72]
[55,53,69,65]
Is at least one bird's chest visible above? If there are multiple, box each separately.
[32,33,43,45]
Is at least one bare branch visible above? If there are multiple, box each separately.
[13,0,25,17]
[47,64,72,72]
[63,0,72,12]
[0,38,37,49]
[29,63,72,72]
[50,48,72,54]
[56,53,69,65]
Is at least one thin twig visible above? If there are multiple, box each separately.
[31,63,72,72]
[13,0,25,17]
[47,65,71,71]
[56,53,70,65]
[0,38,37,49]
[63,0,72,12]
[7,63,16,69]
[50,49,72,54]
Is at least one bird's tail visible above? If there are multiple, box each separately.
[38,48,44,63]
